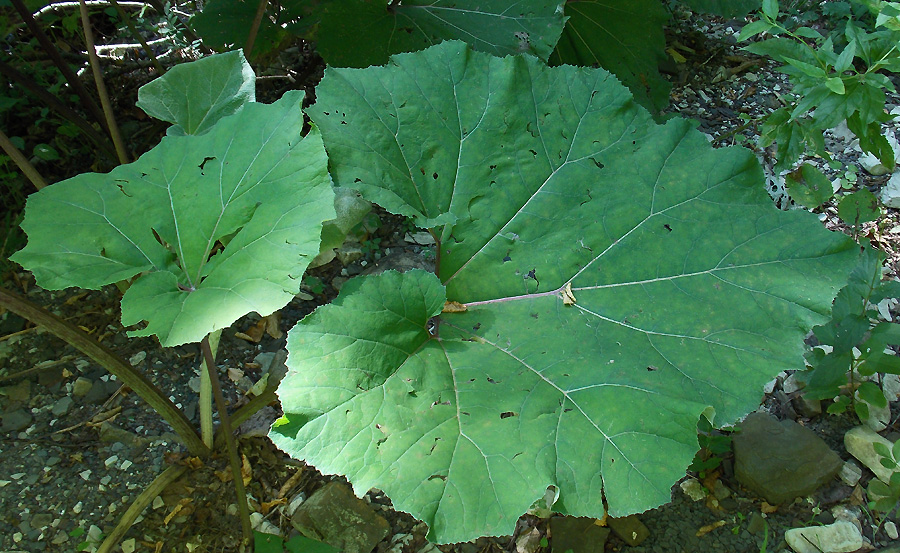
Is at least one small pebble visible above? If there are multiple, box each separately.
[886,521,899,540]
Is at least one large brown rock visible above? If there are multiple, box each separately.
[291,482,390,553]
[733,412,842,504]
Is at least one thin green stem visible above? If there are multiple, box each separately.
[199,328,221,448]
[200,335,252,546]
[0,127,48,190]
[96,464,188,553]
[78,0,130,164]
[0,286,209,457]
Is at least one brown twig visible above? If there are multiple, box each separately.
[0,355,76,383]
[78,0,130,164]
[244,0,268,57]
[0,127,49,190]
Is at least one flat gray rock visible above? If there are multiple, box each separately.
[291,481,389,553]
[734,412,842,504]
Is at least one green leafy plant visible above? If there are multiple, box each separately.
[869,439,900,513]
[801,248,900,418]
[689,416,736,475]
[739,0,900,178]
[269,40,859,543]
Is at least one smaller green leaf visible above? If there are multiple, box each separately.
[835,41,857,73]
[783,57,827,79]
[837,189,880,225]
[737,18,775,41]
[855,400,870,421]
[285,534,342,553]
[858,381,888,408]
[882,457,898,469]
[825,77,847,95]
[784,163,834,208]
[793,27,823,39]
[872,478,893,496]
[892,439,900,463]
[137,51,255,136]
[762,0,779,19]
[254,531,284,553]
[827,394,851,414]
[33,144,59,161]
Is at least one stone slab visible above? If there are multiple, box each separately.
[734,412,841,504]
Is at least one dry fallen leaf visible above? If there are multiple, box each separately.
[227,367,244,382]
[260,498,287,515]
[263,312,283,339]
[695,520,725,537]
[163,498,192,525]
[443,301,467,313]
[277,467,305,499]
[760,501,778,514]
[241,453,252,486]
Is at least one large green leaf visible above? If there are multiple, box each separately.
[136,51,256,136]
[190,0,287,56]
[269,42,859,543]
[12,90,334,347]
[550,0,671,113]
[316,0,567,67]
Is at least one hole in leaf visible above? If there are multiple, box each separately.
[500,412,518,419]
[664,224,673,232]
[198,156,216,171]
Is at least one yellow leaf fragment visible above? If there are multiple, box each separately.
[695,520,725,537]
[241,453,252,486]
[443,301,467,313]
[561,282,576,305]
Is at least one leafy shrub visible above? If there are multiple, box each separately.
[801,248,900,417]
[739,0,900,175]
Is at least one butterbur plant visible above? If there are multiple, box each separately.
[9,50,336,547]
[269,41,860,543]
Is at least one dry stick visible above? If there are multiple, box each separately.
[106,0,165,75]
[95,464,189,553]
[78,0,130,164]
[244,0,268,57]
[0,127,49,190]
[9,0,109,134]
[200,335,252,546]
[0,287,210,457]
[0,59,117,160]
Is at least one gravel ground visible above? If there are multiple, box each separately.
[2,6,900,553]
